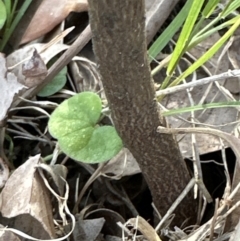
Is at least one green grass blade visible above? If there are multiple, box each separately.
[2,0,12,31]
[167,0,204,76]
[8,0,18,26]
[202,0,220,18]
[0,0,32,51]
[189,16,238,50]
[168,15,240,88]
[221,0,239,17]
[148,0,192,62]
[163,101,240,116]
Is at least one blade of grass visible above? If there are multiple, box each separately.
[167,0,204,76]
[202,0,220,18]
[3,0,11,23]
[0,0,32,51]
[151,1,238,77]
[221,0,239,17]
[162,101,240,116]
[7,0,43,52]
[167,15,240,89]
[8,0,18,27]
[148,0,192,61]
[189,0,220,38]
[189,16,239,50]
[2,0,11,33]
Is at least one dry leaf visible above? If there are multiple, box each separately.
[105,236,122,241]
[70,57,103,95]
[102,148,141,178]
[21,0,88,44]
[0,224,21,241]
[0,158,9,189]
[6,43,69,88]
[0,154,55,239]
[145,0,180,44]
[0,53,26,123]
[21,49,48,87]
[71,218,105,241]
[230,219,240,241]
[85,208,125,237]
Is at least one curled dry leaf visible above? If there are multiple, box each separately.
[0,158,9,189]
[70,56,105,99]
[0,154,55,239]
[21,49,48,88]
[6,43,69,88]
[0,53,26,123]
[21,0,88,44]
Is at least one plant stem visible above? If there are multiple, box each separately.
[88,0,196,226]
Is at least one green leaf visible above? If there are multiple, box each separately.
[38,66,67,97]
[48,92,123,163]
[0,0,7,30]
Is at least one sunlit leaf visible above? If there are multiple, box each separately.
[48,92,123,163]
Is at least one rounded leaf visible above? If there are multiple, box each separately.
[48,92,123,163]
[49,92,102,138]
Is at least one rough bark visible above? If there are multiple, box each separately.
[88,0,196,225]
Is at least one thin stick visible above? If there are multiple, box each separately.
[155,178,195,232]
[156,69,240,97]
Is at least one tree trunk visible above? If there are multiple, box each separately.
[88,0,196,225]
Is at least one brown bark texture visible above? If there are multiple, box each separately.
[88,0,196,225]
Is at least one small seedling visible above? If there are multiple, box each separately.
[38,66,67,97]
[48,92,123,163]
